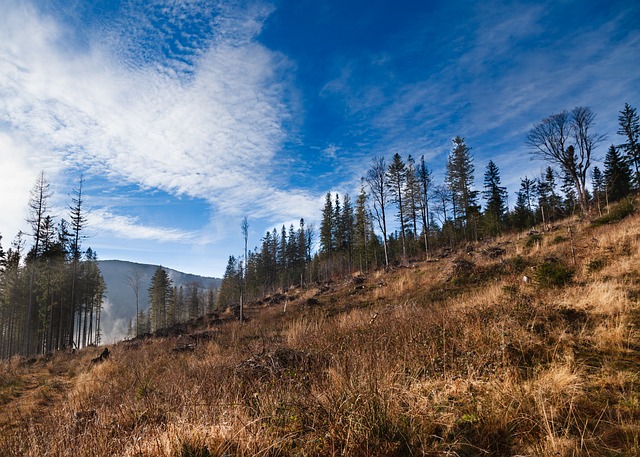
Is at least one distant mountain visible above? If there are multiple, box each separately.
[97,260,222,343]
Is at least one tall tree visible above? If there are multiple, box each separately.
[617,103,640,188]
[24,172,52,354]
[148,267,172,331]
[603,144,632,202]
[240,216,249,323]
[386,153,408,259]
[417,155,433,257]
[526,107,604,214]
[445,136,478,240]
[364,157,390,267]
[319,192,334,257]
[482,160,507,236]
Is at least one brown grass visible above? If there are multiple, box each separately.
[2,202,640,456]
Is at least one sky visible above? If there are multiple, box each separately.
[0,0,638,278]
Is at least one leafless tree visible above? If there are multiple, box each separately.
[364,157,389,267]
[526,107,605,214]
[126,267,144,337]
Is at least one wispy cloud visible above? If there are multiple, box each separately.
[87,208,197,242]
[0,0,319,243]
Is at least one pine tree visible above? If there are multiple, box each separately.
[148,267,172,331]
[604,144,632,202]
[217,256,240,313]
[387,153,408,259]
[445,137,478,241]
[482,160,507,236]
[403,156,421,247]
[617,103,640,188]
[319,192,334,256]
[24,172,52,354]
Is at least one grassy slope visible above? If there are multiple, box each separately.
[1,201,639,456]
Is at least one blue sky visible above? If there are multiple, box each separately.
[0,0,638,277]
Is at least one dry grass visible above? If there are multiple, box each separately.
[2,202,640,456]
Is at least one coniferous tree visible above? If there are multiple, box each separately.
[482,160,508,236]
[24,172,52,354]
[319,192,334,257]
[387,153,408,258]
[403,156,421,251]
[445,137,478,241]
[148,267,172,331]
[217,256,241,313]
[617,103,640,188]
[604,144,632,202]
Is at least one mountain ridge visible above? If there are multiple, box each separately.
[97,259,222,342]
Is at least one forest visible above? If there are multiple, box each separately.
[0,175,105,358]
[216,103,640,312]
[1,103,638,357]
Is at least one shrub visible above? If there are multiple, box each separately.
[534,259,574,288]
[587,258,605,273]
[525,233,543,248]
[592,198,635,227]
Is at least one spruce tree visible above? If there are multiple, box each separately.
[445,137,478,240]
[148,267,172,331]
[617,103,640,188]
[604,144,632,202]
[387,153,408,259]
[482,160,507,236]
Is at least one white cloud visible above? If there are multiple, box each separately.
[0,0,320,245]
[88,208,197,242]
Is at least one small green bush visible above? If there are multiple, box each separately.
[592,198,635,227]
[587,258,605,273]
[534,259,574,288]
[525,233,543,248]
[552,235,567,244]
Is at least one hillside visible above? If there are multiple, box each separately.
[97,260,222,343]
[1,200,639,456]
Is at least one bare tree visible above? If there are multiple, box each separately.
[126,266,144,337]
[364,157,389,267]
[240,216,249,322]
[526,107,604,214]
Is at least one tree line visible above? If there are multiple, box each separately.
[127,266,218,337]
[0,174,105,358]
[216,103,639,315]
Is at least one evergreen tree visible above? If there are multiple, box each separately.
[482,160,507,236]
[445,137,478,241]
[403,156,421,247]
[24,172,52,354]
[604,144,632,202]
[512,188,534,230]
[387,153,408,258]
[617,103,640,188]
[217,256,240,314]
[148,267,172,331]
[319,192,334,256]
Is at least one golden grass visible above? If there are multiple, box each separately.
[2,206,640,456]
